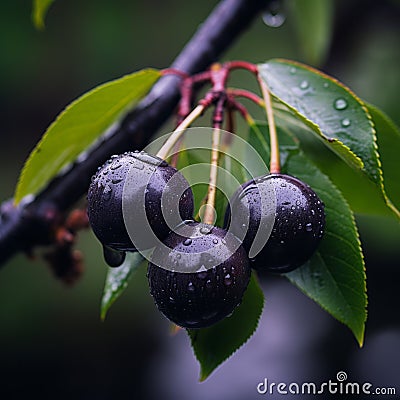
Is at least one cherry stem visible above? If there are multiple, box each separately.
[156,104,205,160]
[225,60,258,75]
[168,138,182,168]
[203,95,225,226]
[190,71,212,84]
[161,68,189,79]
[203,126,222,226]
[228,97,254,125]
[258,77,280,174]
[222,105,235,149]
[227,88,264,106]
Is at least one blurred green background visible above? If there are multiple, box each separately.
[1,1,399,399]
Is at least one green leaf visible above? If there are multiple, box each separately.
[100,252,145,321]
[289,0,334,66]
[176,149,209,216]
[249,120,298,168]
[249,123,367,345]
[248,121,270,163]
[258,59,399,219]
[284,152,367,346]
[258,59,380,186]
[188,274,264,381]
[366,104,400,211]
[274,108,400,219]
[14,68,161,204]
[32,0,55,30]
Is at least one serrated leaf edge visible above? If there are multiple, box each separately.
[261,59,399,219]
[250,119,367,345]
[365,103,400,219]
[286,156,367,346]
[258,62,364,170]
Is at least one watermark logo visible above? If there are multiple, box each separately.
[256,371,397,396]
[336,371,348,382]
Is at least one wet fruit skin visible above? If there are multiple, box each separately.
[225,174,325,273]
[87,151,194,252]
[148,221,251,329]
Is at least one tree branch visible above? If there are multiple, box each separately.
[0,0,269,267]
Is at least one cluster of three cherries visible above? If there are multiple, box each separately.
[88,150,325,329]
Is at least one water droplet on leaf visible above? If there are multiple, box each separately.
[341,118,351,127]
[300,80,309,89]
[334,98,348,110]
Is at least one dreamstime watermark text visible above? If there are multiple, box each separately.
[257,371,397,396]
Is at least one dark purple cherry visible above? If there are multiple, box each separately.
[87,151,194,259]
[225,174,325,273]
[148,221,251,329]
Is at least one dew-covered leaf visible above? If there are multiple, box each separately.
[188,273,264,381]
[258,59,379,185]
[249,122,367,345]
[100,252,145,321]
[273,109,400,219]
[15,69,161,204]
[285,152,367,346]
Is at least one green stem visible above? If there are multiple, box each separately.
[156,104,205,160]
[258,77,280,174]
[203,126,222,226]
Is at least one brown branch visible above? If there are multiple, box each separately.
[0,0,269,267]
